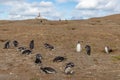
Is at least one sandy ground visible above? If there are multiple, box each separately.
[0,14,120,80]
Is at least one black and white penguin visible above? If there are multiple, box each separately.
[13,40,19,47]
[53,56,66,62]
[17,46,26,52]
[21,49,32,55]
[36,54,42,60]
[35,58,42,64]
[64,62,75,75]
[44,43,54,50]
[4,41,10,49]
[35,54,42,64]
[29,40,34,50]
[65,62,75,68]
[76,41,82,52]
[85,45,91,55]
[64,67,74,75]
[104,46,113,54]
[40,67,57,74]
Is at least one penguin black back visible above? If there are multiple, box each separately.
[22,49,32,55]
[17,46,26,52]
[44,43,54,50]
[53,56,66,62]
[35,58,42,64]
[85,45,91,55]
[40,67,56,74]
[13,40,19,47]
[4,41,10,49]
[29,40,34,50]
[65,62,75,68]
[35,54,42,64]
[36,54,42,59]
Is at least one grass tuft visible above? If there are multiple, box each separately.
[30,77,39,80]
[112,56,120,60]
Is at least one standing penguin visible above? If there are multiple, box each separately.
[40,67,57,74]
[29,40,34,50]
[85,45,91,55]
[4,41,10,49]
[104,46,112,54]
[35,54,42,64]
[76,41,82,52]
[13,40,19,47]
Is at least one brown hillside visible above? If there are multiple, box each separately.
[0,14,120,80]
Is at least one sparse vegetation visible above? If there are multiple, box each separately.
[30,77,39,80]
[0,14,120,80]
[112,56,120,60]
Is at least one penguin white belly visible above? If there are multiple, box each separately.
[105,47,109,54]
[76,44,81,52]
[65,67,73,74]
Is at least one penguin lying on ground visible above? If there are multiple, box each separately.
[53,56,66,62]
[64,62,75,75]
[17,46,26,52]
[40,67,57,74]
[21,49,32,55]
[66,62,75,68]
[44,43,54,50]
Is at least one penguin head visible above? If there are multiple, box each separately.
[78,41,83,43]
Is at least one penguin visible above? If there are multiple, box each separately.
[4,41,10,49]
[85,45,91,55]
[35,54,42,64]
[104,46,113,54]
[21,49,32,55]
[40,67,57,74]
[36,54,42,60]
[64,62,75,75]
[76,41,82,52]
[64,66,74,75]
[44,43,54,50]
[17,46,26,52]
[65,62,75,68]
[53,56,66,62]
[35,58,42,64]
[13,40,19,47]
[29,40,34,50]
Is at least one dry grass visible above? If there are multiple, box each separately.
[0,14,120,80]
[112,56,120,60]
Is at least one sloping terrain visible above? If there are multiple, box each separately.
[0,14,120,80]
